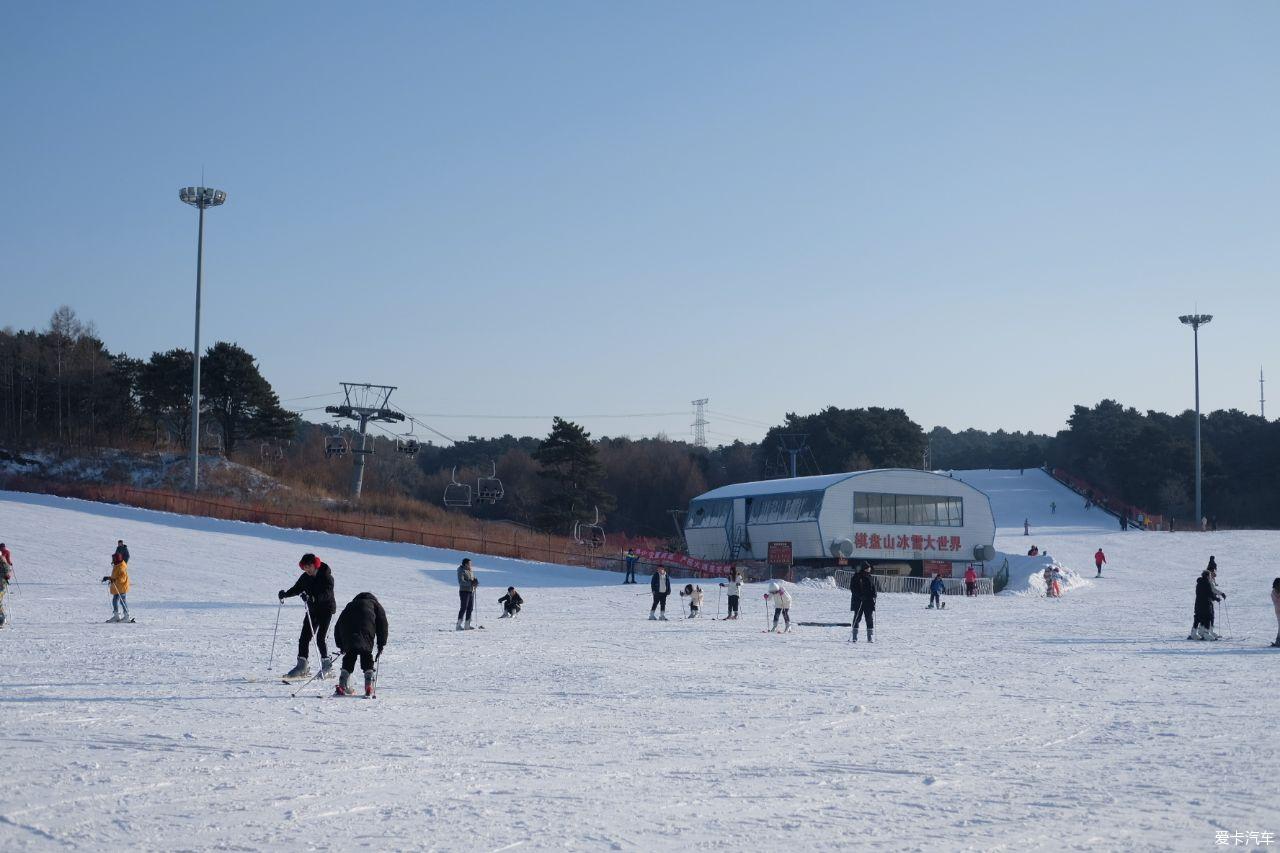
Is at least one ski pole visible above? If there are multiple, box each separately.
[267,598,283,671]
[289,662,327,698]
[716,586,721,620]
[763,594,770,632]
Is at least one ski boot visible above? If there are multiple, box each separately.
[320,656,335,678]
[334,669,353,696]
[648,612,657,621]
[456,620,464,631]
[464,618,476,630]
[106,613,121,623]
[283,656,310,680]
[867,631,874,643]
[364,669,375,698]
[659,613,668,621]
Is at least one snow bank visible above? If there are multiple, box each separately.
[999,550,1092,596]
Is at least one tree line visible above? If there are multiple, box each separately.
[0,307,297,454]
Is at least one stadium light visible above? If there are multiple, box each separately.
[1178,314,1212,526]
[179,186,227,491]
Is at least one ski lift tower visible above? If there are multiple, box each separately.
[324,382,405,499]
[778,433,809,478]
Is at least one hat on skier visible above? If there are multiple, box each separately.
[299,553,319,568]
[768,581,781,593]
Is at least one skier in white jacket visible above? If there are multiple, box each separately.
[765,582,792,632]
[720,573,743,620]
[680,584,704,618]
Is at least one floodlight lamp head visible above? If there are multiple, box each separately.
[1179,314,1213,329]
[179,186,227,209]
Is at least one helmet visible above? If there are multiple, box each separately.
[768,581,781,593]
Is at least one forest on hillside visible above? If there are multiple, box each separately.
[3,311,1278,533]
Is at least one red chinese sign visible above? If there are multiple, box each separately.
[767,541,793,566]
[923,559,953,578]
[853,533,962,553]
[635,549,734,577]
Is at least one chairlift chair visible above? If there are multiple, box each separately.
[443,466,473,508]
[573,506,606,549]
[324,436,350,459]
[396,422,420,456]
[201,427,224,455]
[476,460,504,504]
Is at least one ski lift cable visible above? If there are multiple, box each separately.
[705,409,774,428]
[388,404,458,446]
[281,391,342,402]
[393,410,689,420]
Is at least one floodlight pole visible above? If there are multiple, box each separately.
[179,186,227,492]
[1179,314,1212,525]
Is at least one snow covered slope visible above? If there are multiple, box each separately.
[0,488,1276,851]
[950,467,1131,536]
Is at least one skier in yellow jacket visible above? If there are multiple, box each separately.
[101,552,133,623]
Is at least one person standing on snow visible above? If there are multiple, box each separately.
[0,542,12,569]
[498,587,523,618]
[114,540,129,564]
[1050,501,1057,514]
[850,564,877,642]
[1270,578,1280,648]
[720,571,743,620]
[279,553,337,679]
[623,549,638,584]
[101,551,133,623]
[964,565,978,597]
[1206,556,1217,574]
[333,591,387,697]
[927,574,945,609]
[1050,567,1065,597]
[680,584,704,618]
[649,565,671,621]
[0,548,12,627]
[1094,548,1106,578]
[1191,569,1224,640]
[765,581,792,632]
[456,558,478,631]
[1024,519,1030,536]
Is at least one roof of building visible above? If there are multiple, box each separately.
[692,468,982,502]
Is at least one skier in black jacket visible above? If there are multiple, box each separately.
[1191,569,1224,640]
[333,592,387,696]
[498,587,523,618]
[850,563,877,643]
[114,540,130,564]
[279,553,337,680]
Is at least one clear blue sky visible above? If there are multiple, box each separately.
[3,2,1277,447]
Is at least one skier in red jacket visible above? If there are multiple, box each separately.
[1094,548,1106,577]
[964,566,978,597]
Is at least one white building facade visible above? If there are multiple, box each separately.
[684,469,996,574]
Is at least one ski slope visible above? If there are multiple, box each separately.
[1,484,1276,852]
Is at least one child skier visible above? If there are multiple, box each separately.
[278,553,337,679]
[720,572,743,620]
[498,587,523,618]
[1050,566,1064,598]
[765,582,792,632]
[680,584,704,618]
[928,574,945,609]
[0,548,11,627]
[101,552,133,623]
[333,592,387,697]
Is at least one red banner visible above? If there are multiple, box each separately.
[635,549,735,577]
[768,541,793,566]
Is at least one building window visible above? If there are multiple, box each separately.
[686,499,732,529]
[853,492,964,527]
[747,491,823,524]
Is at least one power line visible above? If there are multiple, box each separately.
[281,391,342,402]
[395,410,688,420]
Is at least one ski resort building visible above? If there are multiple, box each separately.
[684,469,996,575]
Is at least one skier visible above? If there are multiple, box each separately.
[623,549,638,584]
[680,584,703,618]
[456,558,478,630]
[1050,501,1056,514]
[649,565,671,621]
[498,586,523,618]
[850,563,876,642]
[1094,548,1106,578]
[1206,556,1217,574]
[1191,569,1223,640]
[114,540,129,564]
[101,551,133,623]
[1024,518,1030,536]
[927,573,945,609]
[765,581,792,632]
[0,547,11,627]
[278,553,337,679]
[0,542,11,567]
[720,571,743,620]
[964,565,978,597]
[1042,566,1054,596]
[332,592,387,697]
[1270,578,1280,648]
[1050,566,1064,597]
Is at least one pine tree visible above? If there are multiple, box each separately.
[532,417,615,532]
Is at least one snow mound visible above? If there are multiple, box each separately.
[798,575,838,590]
[999,550,1092,596]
